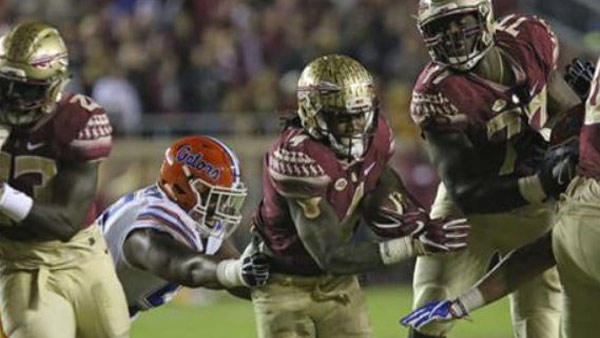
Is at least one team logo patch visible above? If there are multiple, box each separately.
[175,145,221,179]
[334,178,348,191]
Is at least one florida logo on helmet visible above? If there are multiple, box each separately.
[174,145,221,180]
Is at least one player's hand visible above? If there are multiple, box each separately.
[564,58,596,102]
[400,299,469,330]
[241,252,270,287]
[371,206,429,237]
[416,218,470,254]
[538,141,579,199]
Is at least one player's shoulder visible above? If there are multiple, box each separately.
[267,128,333,198]
[496,13,555,39]
[413,62,449,94]
[372,113,395,159]
[411,63,462,130]
[496,13,559,70]
[52,93,113,162]
[134,192,202,250]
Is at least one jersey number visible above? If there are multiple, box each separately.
[0,152,57,198]
[496,15,528,37]
[486,108,523,175]
[70,94,101,112]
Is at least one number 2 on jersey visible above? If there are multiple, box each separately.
[0,152,57,198]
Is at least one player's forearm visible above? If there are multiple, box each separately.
[0,183,87,241]
[312,236,428,275]
[19,204,86,241]
[449,176,529,214]
[317,241,385,275]
[0,162,99,241]
[465,233,556,310]
[292,198,421,275]
[177,256,223,288]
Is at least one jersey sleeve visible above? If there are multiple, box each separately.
[410,72,465,133]
[376,113,396,162]
[54,94,113,162]
[131,202,203,251]
[267,137,331,199]
[498,14,559,74]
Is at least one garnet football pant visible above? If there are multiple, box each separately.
[412,183,562,338]
[252,274,371,338]
[552,176,600,338]
[0,225,130,338]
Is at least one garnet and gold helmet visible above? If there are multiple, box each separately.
[297,54,377,161]
[159,136,247,237]
[0,21,69,126]
[417,0,495,71]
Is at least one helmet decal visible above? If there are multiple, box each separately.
[175,145,221,180]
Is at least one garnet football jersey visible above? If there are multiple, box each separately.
[0,93,112,239]
[577,58,600,179]
[253,114,394,276]
[411,14,558,178]
[98,185,218,318]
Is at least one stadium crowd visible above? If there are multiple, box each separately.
[0,0,525,136]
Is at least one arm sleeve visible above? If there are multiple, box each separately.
[131,204,202,252]
[410,81,467,134]
[55,94,113,162]
[268,143,331,199]
[523,15,559,74]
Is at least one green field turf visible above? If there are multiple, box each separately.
[131,286,513,338]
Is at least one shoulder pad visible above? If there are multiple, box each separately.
[410,84,464,132]
[369,114,395,162]
[268,134,331,198]
[497,14,559,72]
[134,201,202,250]
[54,94,113,162]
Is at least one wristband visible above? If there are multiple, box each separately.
[0,183,33,222]
[518,175,547,204]
[216,259,245,288]
[456,287,486,314]
[379,237,417,265]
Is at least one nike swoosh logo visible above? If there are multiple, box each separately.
[26,142,45,151]
[364,162,377,176]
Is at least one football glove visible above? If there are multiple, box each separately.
[538,141,579,199]
[241,252,270,287]
[415,218,470,254]
[400,299,469,330]
[564,58,596,102]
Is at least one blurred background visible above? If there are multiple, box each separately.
[1,0,598,336]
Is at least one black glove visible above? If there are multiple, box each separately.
[538,141,579,199]
[564,58,596,102]
[241,252,270,287]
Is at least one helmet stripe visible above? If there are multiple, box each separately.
[206,136,241,184]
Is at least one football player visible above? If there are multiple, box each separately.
[250,54,470,338]
[408,1,586,337]
[98,135,269,318]
[401,57,600,338]
[0,22,129,337]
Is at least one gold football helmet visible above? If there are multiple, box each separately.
[297,54,377,161]
[417,0,494,71]
[0,21,69,126]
